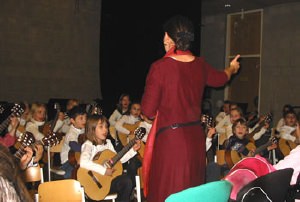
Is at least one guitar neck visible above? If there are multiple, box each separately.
[247,122,265,139]
[0,116,11,134]
[110,137,137,167]
[254,141,272,155]
[14,140,44,160]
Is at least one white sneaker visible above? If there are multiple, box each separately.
[50,168,66,176]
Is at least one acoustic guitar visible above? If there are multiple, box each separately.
[0,103,24,134]
[14,131,61,160]
[77,127,146,201]
[14,131,60,186]
[225,136,277,169]
[246,112,272,142]
[278,129,298,157]
[118,122,146,158]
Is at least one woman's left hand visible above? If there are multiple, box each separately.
[230,54,241,73]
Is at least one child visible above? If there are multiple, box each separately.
[109,93,131,127]
[109,93,131,140]
[277,110,300,156]
[225,118,276,167]
[115,101,142,143]
[79,115,141,202]
[60,105,87,179]
[59,98,80,134]
[115,101,143,187]
[26,103,64,141]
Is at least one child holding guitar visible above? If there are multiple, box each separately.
[60,105,87,179]
[78,114,141,202]
[277,110,300,156]
[114,101,144,188]
[225,118,277,169]
[26,103,64,141]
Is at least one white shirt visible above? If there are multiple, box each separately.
[279,125,296,142]
[80,139,137,175]
[108,109,123,127]
[58,116,71,134]
[215,115,231,135]
[215,111,227,124]
[26,119,46,141]
[26,119,63,141]
[249,123,268,141]
[115,115,141,135]
[60,125,85,164]
[274,145,300,185]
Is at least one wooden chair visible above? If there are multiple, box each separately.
[23,164,44,199]
[23,164,44,183]
[103,193,118,202]
[134,175,142,202]
[37,179,84,202]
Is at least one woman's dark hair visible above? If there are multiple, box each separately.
[163,15,194,51]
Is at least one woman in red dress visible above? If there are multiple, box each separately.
[141,15,240,202]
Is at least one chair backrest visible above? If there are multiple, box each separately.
[38,179,84,202]
[23,165,44,183]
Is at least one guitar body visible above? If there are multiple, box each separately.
[128,133,145,158]
[278,138,297,157]
[225,142,256,168]
[118,122,140,146]
[77,149,123,201]
[118,122,145,158]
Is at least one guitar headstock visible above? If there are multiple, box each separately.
[54,102,61,112]
[88,103,103,115]
[201,114,214,128]
[264,112,273,124]
[0,104,4,114]
[134,127,146,140]
[42,133,62,147]
[18,132,35,147]
[11,103,25,117]
[269,136,278,144]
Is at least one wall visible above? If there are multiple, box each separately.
[0,0,102,104]
[260,2,300,122]
[201,2,300,123]
[200,13,227,116]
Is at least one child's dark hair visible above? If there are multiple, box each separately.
[85,114,109,145]
[116,93,130,113]
[283,110,297,119]
[232,118,248,132]
[68,105,86,119]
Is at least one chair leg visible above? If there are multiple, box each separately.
[135,175,141,202]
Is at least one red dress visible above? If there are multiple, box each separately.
[141,56,228,202]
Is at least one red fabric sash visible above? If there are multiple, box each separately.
[163,46,193,58]
[142,111,159,197]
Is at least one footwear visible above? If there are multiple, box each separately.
[50,168,66,176]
